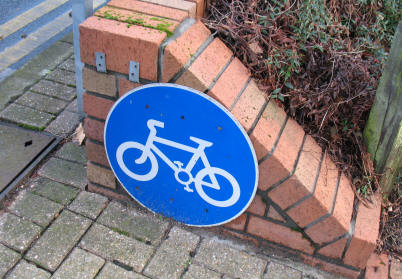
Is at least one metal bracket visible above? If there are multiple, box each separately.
[129,61,140,83]
[95,52,106,73]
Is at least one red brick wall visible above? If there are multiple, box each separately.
[80,1,381,278]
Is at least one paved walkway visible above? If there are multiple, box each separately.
[0,140,341,279]
[0,33,78,136]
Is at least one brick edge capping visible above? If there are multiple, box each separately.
[79,1,381,278]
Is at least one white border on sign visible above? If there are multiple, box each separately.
[104,83,259,227]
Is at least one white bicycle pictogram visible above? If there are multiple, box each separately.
[116,119,240,207]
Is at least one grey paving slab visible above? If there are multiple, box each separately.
[7,260,51,279]
[46,68,76,86]
[144,227,200,279]
[38,157,87,189]
[30,176,79,205]
[60,32,74,44]
[55,142,87,164]
[25,210,92,271]
[264,262,302,279]
[96,262,147,279]
[65,99,77,113]
[58,58,75,72]
[98,201,169,245]
[194,238,267,279]
[68,191,108,219]
[45,110,79,136]
[80,223,154,273]
[0,213,42,251]
[31,80,76,101]
[52,248,105,279]
[0,243,21,277]
[0,124,54,191]
[8,191,63,227]
[15,92,68,114]
[182,264,221,279]
[0,103,54,129]
[21,41,73,77]
[0,71,40,111]
[0,42,73,111]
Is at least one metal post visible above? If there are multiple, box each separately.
[72,0,93,121]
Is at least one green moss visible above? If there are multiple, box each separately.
[97,9,174,37]
[111,227,130,237]
[17,123,41,131]
[150,17,167,22]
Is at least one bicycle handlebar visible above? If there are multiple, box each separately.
[147,119,164,129]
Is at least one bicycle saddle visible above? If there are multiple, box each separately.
[189,136,213,147]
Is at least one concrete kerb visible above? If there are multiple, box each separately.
[78,1,382,278]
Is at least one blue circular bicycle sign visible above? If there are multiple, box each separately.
[105,84,258,226]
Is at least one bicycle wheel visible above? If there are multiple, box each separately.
[116,141,158,181]
[194,167,240,207]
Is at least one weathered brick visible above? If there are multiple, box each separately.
[98,201,169,245]
[25,210,92,271]
[86,140,109,167]
[52,248,104,279]
[38,158,87,189]
[84,117,105,142]
[80,16,166,81]
[68,191,108,219]
[82,67,116,97]
[364,253,389,279]
[231,80,267,132]
[287,153,338,227]
[108,0,188,21]
[194,237,266,279]
[224,214,247,231]
[250,101,287,161]
[317,238,348,259]
[301,255,360,279]
[183,264,220,279]
[344,195,381,269]
[185,0,205,17]
[144,227,200,279]
[247,216,314,254]
[267,207,285,222]
[390,259,401,279]
[247,195,266,216]
[119,78,141,97]
[259,118,304,191]
[0,244,20,278]
[80,223,154,273]
[209,58,250,109]
[141,0,196,16]
[305,174,354,244]
[87,162,116,189]
[83,92,114,120]
[163,21,211,82]
[96,6,179,35]
[176,38,232,91]
[268,136,321,210]
[88,183,131,201]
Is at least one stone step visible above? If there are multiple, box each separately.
[0,0,69,42]
[0,0,106,77]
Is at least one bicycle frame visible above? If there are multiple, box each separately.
[136,120,220,189]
